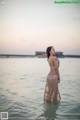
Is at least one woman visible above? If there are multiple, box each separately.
[44,46,61,103]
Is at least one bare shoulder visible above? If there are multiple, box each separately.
[52,56,59,64]
[52,56,56,61]
[54,56,59,61]
[49,56,56,64]
[48,56,54,64]
[49,56,54,61]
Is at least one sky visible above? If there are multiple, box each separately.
[0,0,80,55]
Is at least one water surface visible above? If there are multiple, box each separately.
[0,58,80,120]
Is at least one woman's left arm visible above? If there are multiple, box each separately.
[55,57,60,67]
[53,57,60,83]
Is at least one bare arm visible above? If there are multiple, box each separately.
[53,57,60,83]
[55,57,60,68]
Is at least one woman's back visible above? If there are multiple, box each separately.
[48,56,57,73]
[48,56,54,66]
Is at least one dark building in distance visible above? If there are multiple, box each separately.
[35,51,64,58]
[55,51,64,57]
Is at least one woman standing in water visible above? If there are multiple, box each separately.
[44,46,61,103]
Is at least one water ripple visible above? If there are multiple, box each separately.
[0,58,80,120]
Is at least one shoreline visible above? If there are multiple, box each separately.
[0,54,80,58]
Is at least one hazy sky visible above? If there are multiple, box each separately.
[0,0,80,55]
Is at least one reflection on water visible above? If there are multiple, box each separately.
[43,102,60,119]
[0,58,80,120]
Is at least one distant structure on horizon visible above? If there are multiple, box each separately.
[0,51,80,58]
[35,51,64,58]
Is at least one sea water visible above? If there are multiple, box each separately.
[0,58,80,120]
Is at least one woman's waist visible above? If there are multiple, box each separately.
[49,68,56,73]
[48,70,57,75]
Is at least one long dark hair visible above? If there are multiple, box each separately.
[46,46,53,59]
